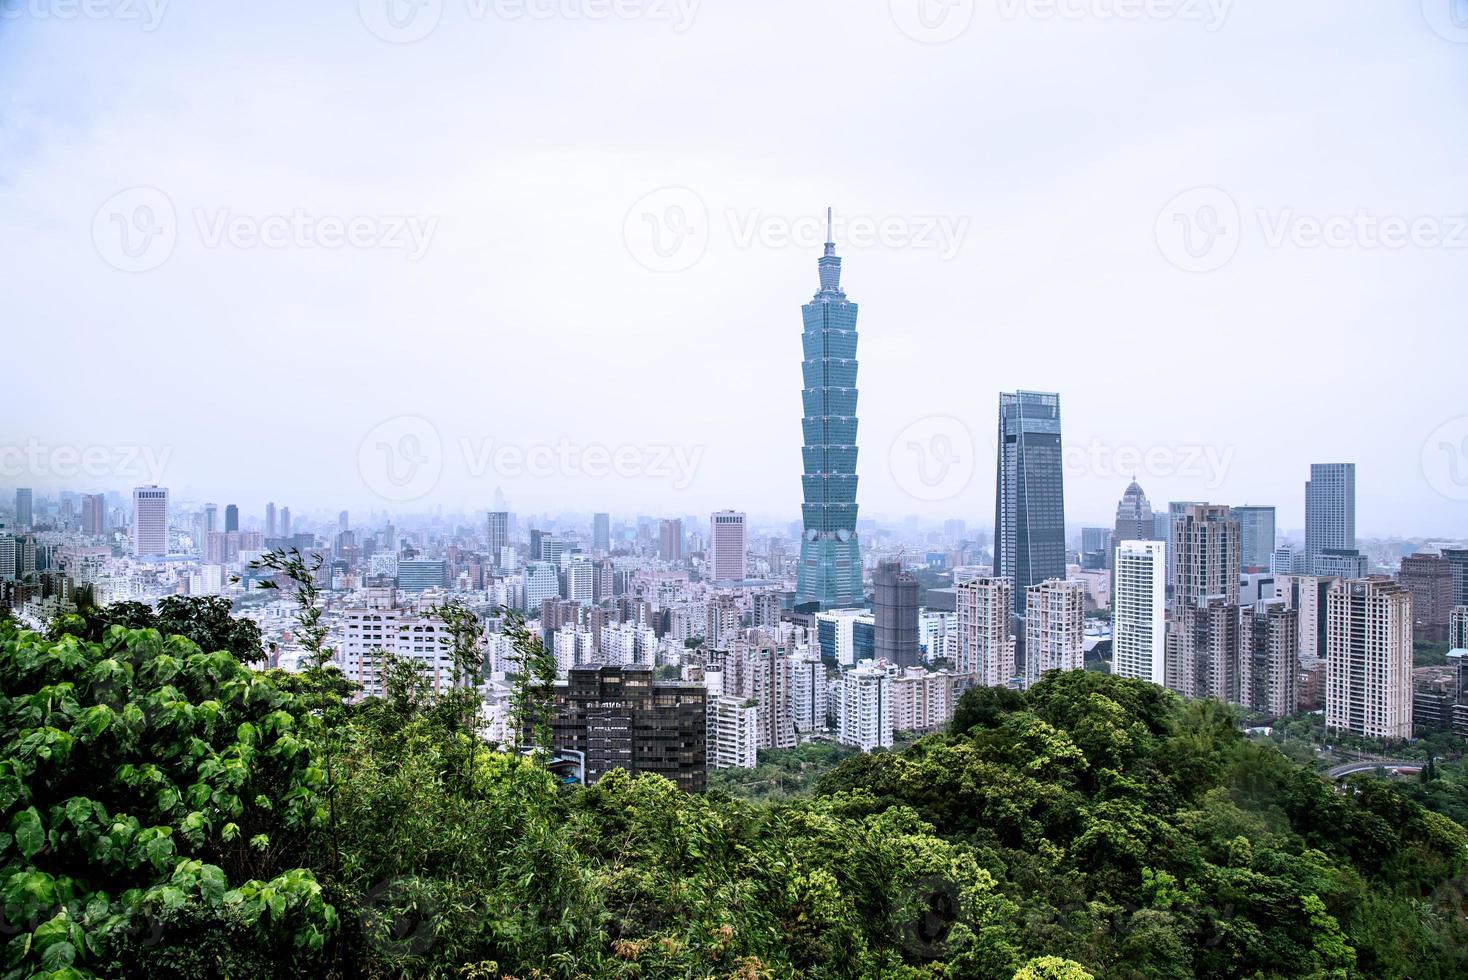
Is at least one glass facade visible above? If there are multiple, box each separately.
[994,391,1067,618]
[797,220,864,608]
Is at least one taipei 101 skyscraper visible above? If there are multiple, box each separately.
[796,209,863,609]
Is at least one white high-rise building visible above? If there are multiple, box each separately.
[1275,574,1327,663]
[789,650,828,733]
[837,662,893,751]
[131,485,169,556]
[1024,579,1086,687]
[709,510,747,581]
[955,577,1015,687]
[888,666,955,733]
[337,594,456,699]
[522,563,559,612]
[709,696,758,769]
[1451,605,1468,651]
[566,558,594,604]
[1325,579,1412,741]
[1112,540,1166,685]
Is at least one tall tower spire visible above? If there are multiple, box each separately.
[797,215,862,610]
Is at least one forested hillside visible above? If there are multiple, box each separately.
[2,606,1464,978]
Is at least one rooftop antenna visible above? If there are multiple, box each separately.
[826,206,833,245]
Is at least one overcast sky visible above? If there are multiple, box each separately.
[3,0,1466,536]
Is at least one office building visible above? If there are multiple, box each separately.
[1234,506,1277,572]
[994,390,1066,619]
[523,563,560,611]
[1325,579,1412,741]
[592,512,610,554]
[1443,549,1468,608]
[1452,605,1468,651]
[1080,526,1111,571]
[487,512,510,565]
[14,489,32,528]
[224,503,239,533]
[1276,574,1330,662]
[398,558,446,592]
[1398,553,1453,643]
[955,576,1016,688]
[280,506,291,538]
[708,510,747,581]
[872,559,921,668]
[1112,540,1166,685]
[836,662,892,751]
[796,211,864,609]
[1024,579,1085,686]
[1313,549,1368,580]
[1305,463,1355,571]
[265,502,277,538]
[131,485,169,556]
[81,494,105,536]
[550,665,707,793]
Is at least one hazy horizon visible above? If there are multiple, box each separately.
[4,1,1467,538]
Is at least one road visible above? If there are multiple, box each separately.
[1326,759,1421,780]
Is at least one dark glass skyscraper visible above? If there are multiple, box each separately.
[797,211,863,609]
[994,391,1066,618]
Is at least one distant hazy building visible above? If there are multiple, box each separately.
[1305,463,1355,571]
[1271,545,1306,576]
[1240,600,1299,717]
[708,510,747,581]
[659,519,683,562]
[265,502,277,538]
[566,558,594,605]
[131,485,169,556]
[1024,579,1085,687]
[1110,480,1155,572]
[873,560,921,668]
[836,662,892,751]
[1233,506,1277,572]
[1325,578,1412,741]
[1080,527,1111,571]
[592,512,610,554]
[955,576,1016,688]
[280,507,291,538]
[14,489,32,528]
[81,493,105,536]
[551,665,707,793]
[224,503,239,533]
[994,391,1066,620]
[1112,540,1166,685]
